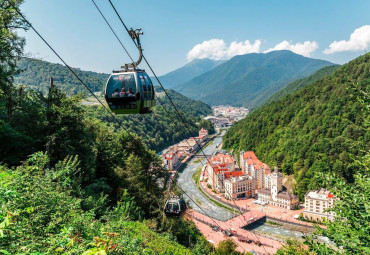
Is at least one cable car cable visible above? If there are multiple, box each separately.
[108,0,247,218]
[93,2,250,252]
[100,0,245,214]
[5,0,145,155]
[106,2,271,253]
[91,0,134,64]
[7,3,236,250]
[107,0,249,219]
[106,0,248,216]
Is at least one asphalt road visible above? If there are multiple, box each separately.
[177,132,237,221]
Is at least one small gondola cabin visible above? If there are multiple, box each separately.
[105,70,156,114]
[164,197,187,216]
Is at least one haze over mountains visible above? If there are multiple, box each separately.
[154,58,224,89]
[173,50,335,109]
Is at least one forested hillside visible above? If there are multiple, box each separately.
[0,3,223,254]
[156,87,213,117]
[223,53,370,199]
[175,50,333,108]
[264,65,340,105]
[14,57,214,152]
[85,96,214,153]
[15,57,109,94]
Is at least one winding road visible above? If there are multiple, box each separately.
[177,131,237,221]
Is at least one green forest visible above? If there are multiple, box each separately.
[1,1,369,254]
[263,65,340,105]
[13,57,215,153]
[0,2,225,254]
[224,53,370,200]
[14,57,109,95]
[83,88,214,153]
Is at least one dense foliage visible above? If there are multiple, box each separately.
[0,153,195,254]
[14,57,109,95]
[13,57,215,153]
[263,65,340,106]
[0,3,219,254]
[175,50,333,108]
[85,88,214,153]
[0,0,28,122]
[278,82,369,254]
[224,53,370,199]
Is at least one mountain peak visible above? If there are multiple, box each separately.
[174,51,334,108]
[155,58,223,88]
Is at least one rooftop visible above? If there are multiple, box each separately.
[259,188,271,195]
[224,171,244,179]
[305,189,334,200]
[277,191,298,200]
[242,151,258,160]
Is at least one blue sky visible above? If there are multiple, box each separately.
[19,0,370,75]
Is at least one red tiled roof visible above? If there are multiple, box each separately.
[242,151,258,160]
[210,153,234,165]
[224,171,244,179]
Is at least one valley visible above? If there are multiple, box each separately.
[1,3,369,253]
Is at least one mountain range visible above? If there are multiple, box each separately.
[223,52,369,199]
[173,50,334,109]
[16,52,336,112]
[154,58,224,89]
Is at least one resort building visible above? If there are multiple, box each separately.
[303,189,336,222]
[224,175,255,200]
[198,128,209,142]
[258,166,298,210]
[174,129,209,155]
[176,138,199,154]
[239,151,271,190]
[206,153,236,193]
[163,147,181,171]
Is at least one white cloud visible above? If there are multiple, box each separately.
[186,39,261,61]
[323,25,370,54]
[264,40,318,57]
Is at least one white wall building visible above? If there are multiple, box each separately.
[239,151,271,190]
[258,166,298,210]
[304,189,336,222]
[224,175,255,200]
[163,147,180,170]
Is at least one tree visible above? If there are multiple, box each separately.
[278,63,370,255]
[0,0,28,121]
[216,239,240,255]
[276,239,315,255]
